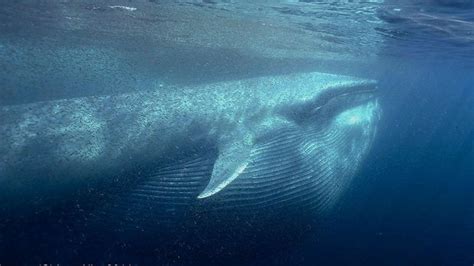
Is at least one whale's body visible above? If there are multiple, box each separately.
[0,72,379,230]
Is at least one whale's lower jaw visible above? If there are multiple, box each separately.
[93,101,380,234]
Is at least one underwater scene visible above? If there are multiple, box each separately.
[0,0,473,265]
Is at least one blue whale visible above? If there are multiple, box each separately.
[0,72,380,229]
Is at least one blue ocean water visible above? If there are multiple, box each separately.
[0,1,473,265]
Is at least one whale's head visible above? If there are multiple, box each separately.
[272,79,380,211]
[198,73,381,215]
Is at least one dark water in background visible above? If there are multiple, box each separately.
[1,0,473,265]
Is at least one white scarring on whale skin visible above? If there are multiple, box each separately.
[109,5,137,11]
[0,71,380,212]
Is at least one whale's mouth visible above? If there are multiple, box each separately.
[312,83,378,119]
[336,86,377,101]
[282,81,378,126]
[314,83,378,112]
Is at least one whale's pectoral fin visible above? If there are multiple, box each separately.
[197,135,253,199]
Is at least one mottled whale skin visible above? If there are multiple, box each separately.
[0,72,380,223]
